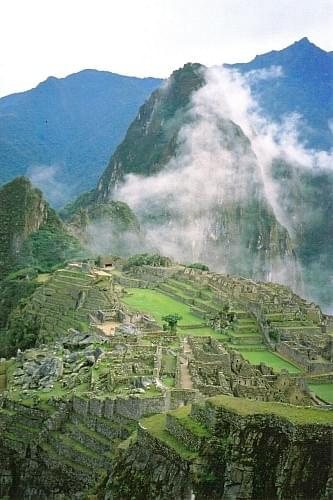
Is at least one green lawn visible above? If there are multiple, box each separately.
[179,327,228,339]
[122,288,200,324]
[239,350,301,373]
[209,394,333,425]
[122,288,219,334]
[308,384,333,403]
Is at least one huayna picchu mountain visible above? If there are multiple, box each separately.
[92,63,298,285]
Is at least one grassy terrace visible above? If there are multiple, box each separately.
[308,384,333,403]
[208,395,333,425]
[121,288,222,338]
[169,406,210,437]
[239,350,301,373]
[140,413,198,460]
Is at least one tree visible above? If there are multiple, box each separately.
[162,313,182,333]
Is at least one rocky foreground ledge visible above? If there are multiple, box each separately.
[0,380,332,499]
[110,396,333,500]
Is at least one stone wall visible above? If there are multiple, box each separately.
[108,397,332,499]
[72,393,168,420]
[276,342,333,374]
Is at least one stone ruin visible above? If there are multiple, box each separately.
[186,336,311,405]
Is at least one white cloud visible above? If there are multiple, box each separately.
[112,65,332,307]
[27,164,71,208]
[245,65,284,82]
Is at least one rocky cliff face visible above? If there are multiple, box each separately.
[95,63,205,199]
[0,177,49,274]
[109,396,333,500]
[93,64,298,283]
[0,177,84,277]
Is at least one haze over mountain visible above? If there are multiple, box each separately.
[226,37,333,151]
[0,38,331,210]
[83,64,298,291]
[0,38,332,309]
[87,39,333,311]
[0,70,162,205]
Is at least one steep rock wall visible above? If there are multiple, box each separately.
[108,397,332,500]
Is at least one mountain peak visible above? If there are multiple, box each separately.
[295,36,311,45]
[290,37,323,52]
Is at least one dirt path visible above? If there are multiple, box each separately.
[179,338,193,390]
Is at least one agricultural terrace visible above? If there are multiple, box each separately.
[121,287,304,374]
[308,383,333,403]
[240,350,301,373]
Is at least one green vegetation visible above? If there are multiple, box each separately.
[169,406,210,438]
[59,190,96,220]
[35,273,51,283]
[140,413,198,460]
[0,178,88,355]
[239,350,301,373]
[209,394,333,425]
[19,209,87,272]
[161,353,176,374]
[187,262,209,271]
[162,313,183,332]
[68,200,141,249]
[123,253,172,271]
[308,384,333,403]
[122,288,203,326]
[0,269,39,329]
[122,288,228,339]
[97,63,204,199]
[183,328,228,339]
[0,177,86,277]
[1,312,41,358]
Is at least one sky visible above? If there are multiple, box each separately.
[0,0,332,97]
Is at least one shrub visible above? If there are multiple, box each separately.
[187,262,209,271]
[123,253,172,271]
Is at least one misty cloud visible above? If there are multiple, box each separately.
[85,219,144,258]
[245,65,284,82]
[112,65,332,309]
[26,164,72,208]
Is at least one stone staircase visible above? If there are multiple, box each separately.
[158,276,264,348]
